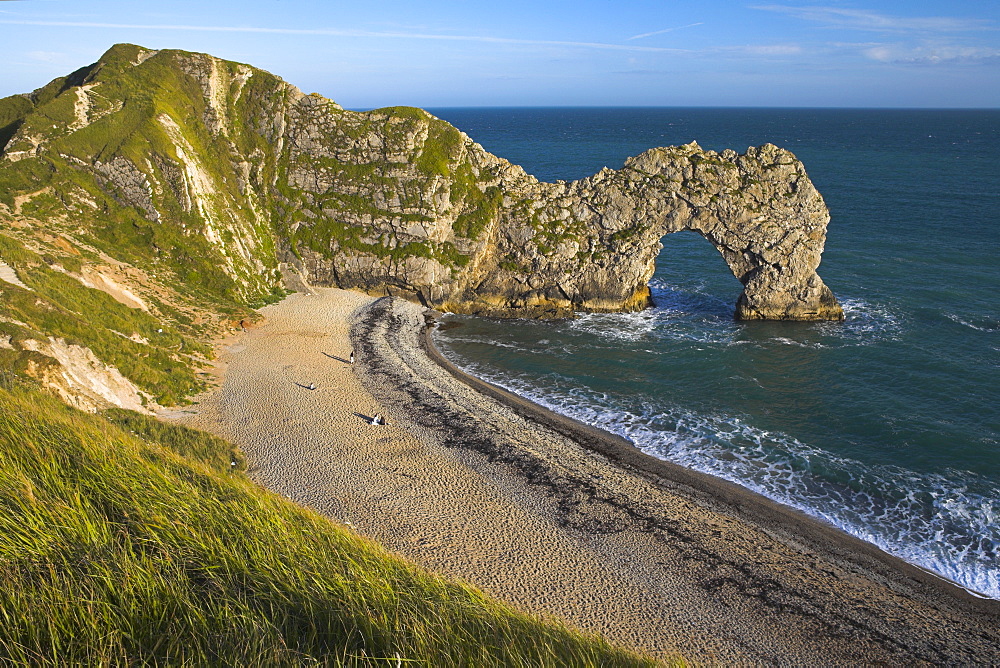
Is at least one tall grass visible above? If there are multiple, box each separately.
[0,382,662,666]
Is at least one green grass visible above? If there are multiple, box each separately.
[0,233,213,405]
[0,380,661,666]
[0,94,34,152]
[414,116,463,178]
[0,45,283,305]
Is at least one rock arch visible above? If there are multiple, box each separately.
[441,142,844,321]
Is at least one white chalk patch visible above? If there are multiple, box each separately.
[0,260,30,291]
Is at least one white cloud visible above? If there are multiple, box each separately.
[863,43,1000,65]
[0,19,692,54]
[752,5,994,33]
[628,23,704,41]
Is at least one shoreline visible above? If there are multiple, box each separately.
[419,310,994,606]
[173,290,1000,664]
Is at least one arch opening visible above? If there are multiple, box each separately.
[651,231,744,318]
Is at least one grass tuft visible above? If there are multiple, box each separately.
[0,383,662,666]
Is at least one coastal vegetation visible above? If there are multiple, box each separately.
[0,376,656,666]
[0,233,213,405]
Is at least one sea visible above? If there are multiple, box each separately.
[424,107,1000,600]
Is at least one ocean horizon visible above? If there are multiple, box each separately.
[426,107,1000,599]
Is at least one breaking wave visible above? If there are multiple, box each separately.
[946,313,1000,333]
[433,332,1000,600]
[564,283,903,349]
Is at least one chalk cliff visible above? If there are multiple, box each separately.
[0,44,842,321]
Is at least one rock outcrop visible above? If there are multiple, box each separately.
[19,337,151,414]
[0,44,842,321]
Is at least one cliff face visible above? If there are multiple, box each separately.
[0,44,842,321]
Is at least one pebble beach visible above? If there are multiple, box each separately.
[170,288,1000,664]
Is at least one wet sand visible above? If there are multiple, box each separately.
[171,288,1000,665]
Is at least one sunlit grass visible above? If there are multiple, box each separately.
[0,381,664,666]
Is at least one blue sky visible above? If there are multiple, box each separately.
[1,0,998,108]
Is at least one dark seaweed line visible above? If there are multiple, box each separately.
[348,298,995,662]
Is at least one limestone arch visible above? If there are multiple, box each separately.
[566,142,845,321]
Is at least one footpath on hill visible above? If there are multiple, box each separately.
[169,288,1000,664]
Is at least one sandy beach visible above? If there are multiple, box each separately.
[171,288,1000,665]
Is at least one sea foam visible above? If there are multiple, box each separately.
[946,313,1000,333]
[566,284,903,349]
[435,336,1000,600]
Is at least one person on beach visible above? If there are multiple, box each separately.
[349,351,355,364]
[371,414,384,425]
[308,382,315,390]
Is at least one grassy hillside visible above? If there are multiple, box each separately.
[0,44,286,304]
[0,44,503,308]
[0,376,659,666]
[0,45,670,664]
[0,231,218,405]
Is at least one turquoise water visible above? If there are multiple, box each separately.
[426,108,1000,599]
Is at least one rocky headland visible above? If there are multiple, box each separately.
[2,43,842,325]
